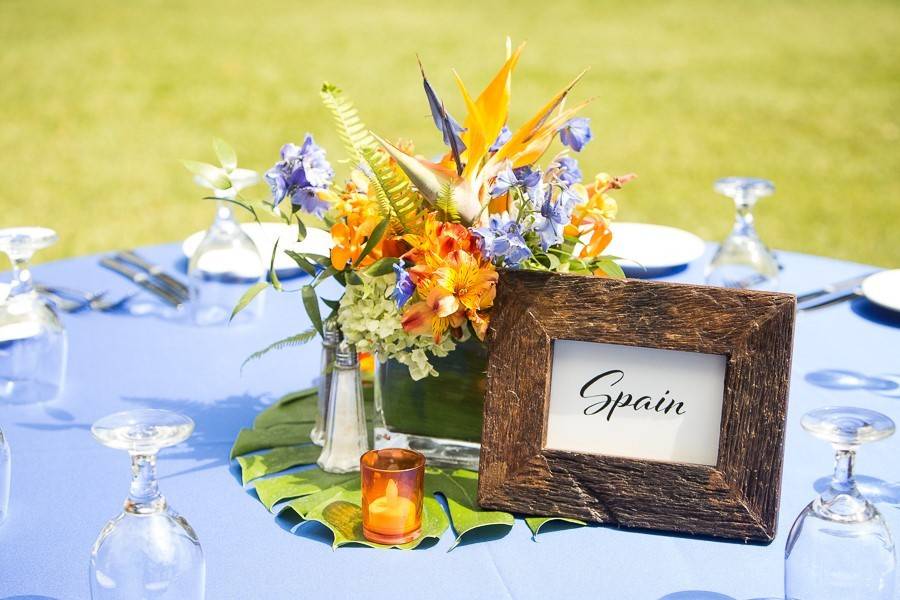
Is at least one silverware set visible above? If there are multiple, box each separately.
[796,272,876,311]
[99,251,189,307]
[38,251,188,313]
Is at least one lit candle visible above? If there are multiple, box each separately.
[360,448,425,544]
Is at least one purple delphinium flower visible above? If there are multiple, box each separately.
[474,214,532,268]
[264,134,334,216]
[489,125,512,152]
[552,156,583,186]
[490,164,544,205]
[490,165,518,198]
[392,261,416,307]
[534,195,572,251]
[559,117,592,152]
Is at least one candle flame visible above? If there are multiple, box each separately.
[386,478,398,501]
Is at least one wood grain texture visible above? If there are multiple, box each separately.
[477,270,796,543]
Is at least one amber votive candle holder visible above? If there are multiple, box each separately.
[360,448,425,544]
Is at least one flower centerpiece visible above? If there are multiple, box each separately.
[233,40,634,468]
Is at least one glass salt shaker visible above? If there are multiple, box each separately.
[310,319,341,446]
[317,340,369,473]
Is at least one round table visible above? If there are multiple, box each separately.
[1,243,898,600]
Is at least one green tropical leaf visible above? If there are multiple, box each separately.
[256,469,356,512]
[354,216,389,267]
[283,250,318,278]
[524,516,586,539]
[212,138,237,170]
[425,468,514,548]
[268,240,282,291]
[592,258,626,279]
[240,329,317,371]
[365,257,399,277]
[301,285,324,336]
[230,282,268,323]
[230,424,314,459]
[231,391,586,549]
[237,445,322,485]
[253,387,318,428]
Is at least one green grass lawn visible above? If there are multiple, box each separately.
[1,0,898,266]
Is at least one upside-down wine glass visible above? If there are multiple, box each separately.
[784,407,896,600]
[705,177,780,290]
[0,227,67,404]
[90,409,205,599]
[188,171,265,327]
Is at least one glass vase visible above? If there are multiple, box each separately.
[373,339,487,470]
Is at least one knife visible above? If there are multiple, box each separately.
[100,257,185,307]
[799,289,862,311]
[115,250,189,300]
[796,272,876,304]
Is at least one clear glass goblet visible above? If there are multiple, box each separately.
[705,177,780,290]
[90,409,205,599]
[0,227,67,404]
[188,200,265,327]
[785,406,896,600]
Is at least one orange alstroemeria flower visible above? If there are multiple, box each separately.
[564,172,634,260]
[402,248,497,343]
[330,215,383,270]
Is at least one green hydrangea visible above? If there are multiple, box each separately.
[337,273,456,380]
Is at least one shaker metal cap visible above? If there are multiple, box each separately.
[323,318,341,346]
[334,340,358,367]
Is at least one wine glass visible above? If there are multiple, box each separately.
[90,409,205,599]
[0,227,67,404]
[188,172,265,327]
[784,407,896,600]
[705,177,780,290]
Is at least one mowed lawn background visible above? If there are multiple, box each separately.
[1,0,898,266]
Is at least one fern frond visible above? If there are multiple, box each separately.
[241,328,317,371]
[434,181,460,223]
[320,82,421,232]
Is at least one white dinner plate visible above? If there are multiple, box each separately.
[861,269,900,313]
[606,222,706,271]
[182,222,333,277]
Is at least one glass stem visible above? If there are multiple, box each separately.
[731,197,756,238]
[125,453,165,513]
[8,254,34,297]
[830,448,856,495]
[215,200,236,224]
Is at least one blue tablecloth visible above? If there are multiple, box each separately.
[1,243,898,600]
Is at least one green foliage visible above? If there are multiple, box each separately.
[354,216,389,267]
[319,83,419,232]
[230,281,268,322]
[435,181,461,223]
[241,329,317,371]
[301,284,323,336]
[231,391,587,549]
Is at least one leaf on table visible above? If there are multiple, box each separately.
[237,445,323,485]
[230,423,313,459]
[290,487,449,550]
[524,516,586,539]
[256,469,356,512]
[425,468,514,549]
[252,389,318,429]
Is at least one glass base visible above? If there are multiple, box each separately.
[374,426,480,470]
[363,525,420,545]
[0,377,62,404]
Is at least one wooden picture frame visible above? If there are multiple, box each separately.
[477,270,796,542]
